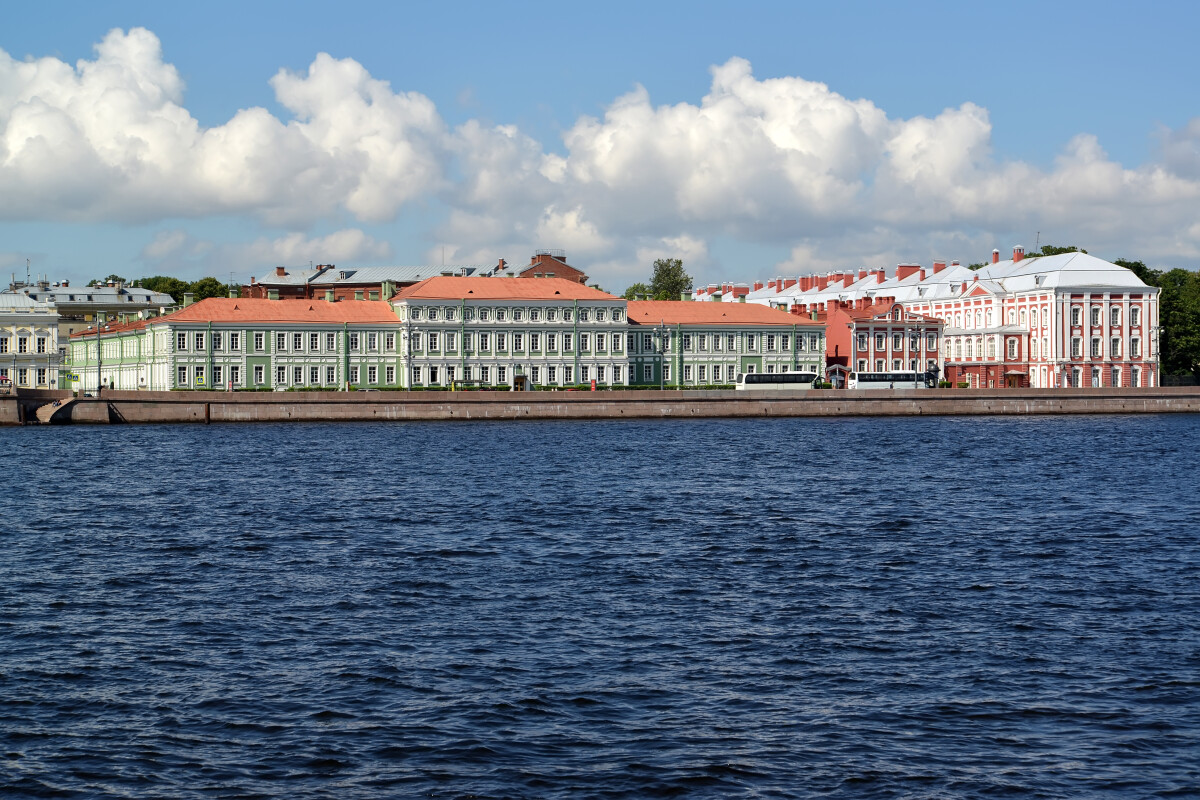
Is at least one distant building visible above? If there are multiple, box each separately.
[0,293,60,389]
[727,248,1160,388]
[626,300,825,386]
[4,278,174,341]
[511,250,590,284]
[393,276,624,388]
[243,264,484,301]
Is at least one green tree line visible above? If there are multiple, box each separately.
[88,274,239,304]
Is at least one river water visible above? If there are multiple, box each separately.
[2,416,1198,798]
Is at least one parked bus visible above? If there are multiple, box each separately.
[847,370,936,389]
[735,371,820,390]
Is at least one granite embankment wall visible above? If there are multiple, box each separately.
[5,387,1200,425]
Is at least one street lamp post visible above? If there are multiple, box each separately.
[652,322,668,390]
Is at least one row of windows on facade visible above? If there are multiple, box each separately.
[936,304,1145,331]
[407,306,623,323]
[953,365,1147,389]
[171,331,396,354]
[673,332,821,353]
[855,359,940,372]
[0,335,49,354]
[0,367,50,385]
[856,333,939,352]
[172,363,634,388]
[943,334,1145,361]
[413,331,627,355]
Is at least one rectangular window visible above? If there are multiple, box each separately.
[683,365,692,382]
[643,334,653,350]
[1131,307,1141,326]
[1091,337,1101,357]
[1131,338,1140,358]
[1008,339,1017,359]
[581,366,589,381]
[277,366,287,385]
[368,366,377,384]
[927,334,936,350]
[386,332,395,351]
[563,334,573,352]
[892,333,902,350]
[446,332,456,352]
[326,333,336,351]
[349,366,359,384]
[530,309,540,322]
[276,332,287,351]
[480,366,489,383]
[563,366,572,383]
[766,365,775,374]
[514,333,524,351]
[479,309,490,322]
[254,365,264,384]
[714,336,722,352]
[663,364,670,382]
[213,366,223,386]
[683,334,692,351]
[1071,307,1082,326]
[310,333,320,351]
[643,364,653,381]
[386,366,395,384]
[17,337,28,354]
[531,366,540,384]
[875,359,884,371]
[613,365,622,383]
[17,368,27,386]
[580,333,589,351]
[496,309,505,321]
[428,332,438,351]
[857,359,866,371]
[1072,337,1082,357]
[628,333,637,353]
[447,365,455,382]
[1111,338,1121,357]
[698,335,707,352]
[782,335,790,351]
[412,366,422,384]
[445,307,456,321]
[349,332,360,351]
[479,333,490,351]
[497,333,507,351]
[747,334,757,352]
[0,338,7,354]
[727,334,735,351]
[1091,307,1101,326]
[698,365,707,381]
[547,334,557,352]
[595,334,605,352]
[368,332,378,352]
[326,366,335,384]
[310,366,319,384]
[766,335,776,352]
[293,366,303,384]
[178,365,188,385]
[212,332,223,351]
[513,309,523,321]
[254,332,264,352]
[612,333,621,352]
[497,366,506,383]
[230,366,240,386]
[892,359,901,370]
[597,365,606,381]
[713,365,722,382]
[579,309,589,322]
[293,333,303,350]
[36,336,47,354]
[177,332,187,351]
[875,333,885,350]
[548,365,557,383]
[531,333,540,352]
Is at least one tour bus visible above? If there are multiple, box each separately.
[847,370,936,389]
[735,371,820,390]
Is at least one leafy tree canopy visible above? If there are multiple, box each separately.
[88,273,128,286]
[1029,244,1088,258]
[649,258,693,301]
[622,282,651,300]
[133,275,238,305]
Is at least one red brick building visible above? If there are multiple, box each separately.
[798,298,944,387]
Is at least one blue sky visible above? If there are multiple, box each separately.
[2,0,1198,289]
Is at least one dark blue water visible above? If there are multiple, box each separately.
[2,416,1199,799]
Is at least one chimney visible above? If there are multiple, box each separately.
[753,281,764,291]
[783,278,797,289]
[267,289,279,301]
[1013,245,1025,263]
[275,266,286,277]
[858,268,867,282]
[932,260,946,274]
[816,276,829,290]
[325,289,335,302]
[739,294,746,303]
[919,269,927,281]
[228,289,238,298]
[681,291,692,301]
[497,258,506,272]
[992,249,1000,264]
[896,264,920,281]
[843,274,855,288]
[961,281,968,293]
[875,270,885,284]
[950,260,960,268]
[183,292,195,307]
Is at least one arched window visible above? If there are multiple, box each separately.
[1110,307,1121,326]
[1031,308,1038,328]
[988,338,996,358]
[955,339,962,360]
[966,338,974,359]
[1020,309,1027,326]
[1032,339,1039,358]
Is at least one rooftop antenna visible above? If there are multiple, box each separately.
[26,258,30,286]
[1035,231,1040,252]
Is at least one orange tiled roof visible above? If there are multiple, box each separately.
[394,276,618,301]
[69,317,153,339]
[627,300,822,327]
[160,297,399,324]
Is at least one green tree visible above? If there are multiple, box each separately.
[1114,258,1200,380]
[136,276,190,304]
[623,281,651,300]
[966,262,987,271]
[649,258,692,300]
[88,273,128,286]
[1030,245,1087,258]
[188,276,228,301]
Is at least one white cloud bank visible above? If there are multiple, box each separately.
[2,28,1199,282]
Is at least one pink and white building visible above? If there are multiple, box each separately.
[736,248,1160,388]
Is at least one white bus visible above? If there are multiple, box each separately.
[735,371,820,390]
[847,370,935,389]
